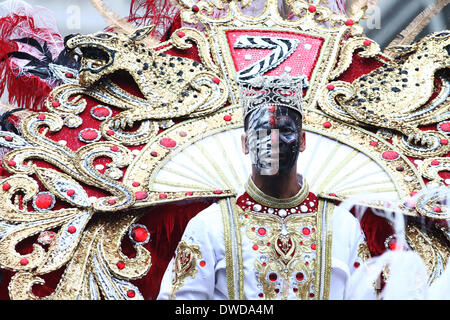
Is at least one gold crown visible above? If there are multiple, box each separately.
[238,74,309,119]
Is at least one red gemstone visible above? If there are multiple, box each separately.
[38,114,46,120]
[185,191,193,196]
[363,40,372,46]
[326,84,335,90]
[20,258,29,266]
[311,243,316,250]
[354,262,360,268]
[108,199,116,205]
[302,227,311,236]
[192,5,199,12]
[177,31,186,38]
[212,77,220,84]
[67,189,75,196]
[369,141,378,146]
[269,273,277,281]
[296,272,304,281]
[309,293,315,298]
[117,261,125,270]
[308,5,316,12]
[258,293,263,298]
[5,135,13,141]
[135,191,148,200]
[81,129,99,141]
[223,115,232,122]
[439,122,450,132]
[106,130,115,136]
[431,160,440,166]
[131,226,148,242]
[345,19,354,26]
[132,182,141,187]
[68,226,77,234]
[323,121,332,128]
[66,72,74,78]
[252,244,259,251]
[7,160,16,167]
[199,260,206,267]
[159,137,177,148]
[159,193,167,199]
[434,207,442,213]
[110,146,119,152]
[35,193,53,209]
[150,151,158,157]
[127,290,136,298]
[441,139,448,145]
[52,101,60,108]
[92,106,110,118]
[329,193,337,197]
[257,228,267,236]
[213,189,223,195]
[2,183,11,191]
[382,151,399,160]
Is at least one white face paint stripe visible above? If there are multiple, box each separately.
[247,128,280,176]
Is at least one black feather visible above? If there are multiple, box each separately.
[0,108,22,135]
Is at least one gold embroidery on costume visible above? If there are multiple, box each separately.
[169,241,202,299]
[237,198,333,300]
[245,176,310,209]
[358,242,371,262]
[220,199,244,300]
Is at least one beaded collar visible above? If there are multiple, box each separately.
[238,176,318,219]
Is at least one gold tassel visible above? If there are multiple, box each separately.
[386,0,450,49]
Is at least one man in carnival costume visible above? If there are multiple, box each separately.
[157,75,376,300]
[0,0,449,301]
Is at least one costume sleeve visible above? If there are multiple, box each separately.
[331,206,378,300]
[346,224,378,299]
[157,204,224,300]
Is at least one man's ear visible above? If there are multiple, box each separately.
[129,26,155,41]
[300,131,306,152]
[241,132,249,155]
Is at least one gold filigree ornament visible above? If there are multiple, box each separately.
[53,25,229,131]
[169,241,202,299]
[318,30,450,158]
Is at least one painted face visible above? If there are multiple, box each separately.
[246,105,302,176]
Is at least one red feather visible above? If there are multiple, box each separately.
[128,0,181,40]
[0,13,63,111]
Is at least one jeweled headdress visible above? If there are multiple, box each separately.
[238,74,309,120]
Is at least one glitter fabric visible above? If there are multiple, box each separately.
[226,29,324,80]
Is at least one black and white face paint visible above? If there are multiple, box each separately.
[246,105,302,176]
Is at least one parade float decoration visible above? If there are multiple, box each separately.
[0,0,448,299]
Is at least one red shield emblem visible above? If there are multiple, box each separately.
[225,30,325,83]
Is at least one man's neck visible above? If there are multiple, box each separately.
[251,168,301,199]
